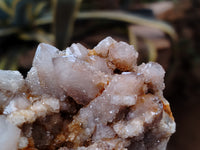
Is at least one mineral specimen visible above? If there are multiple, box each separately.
[0,37,175,150]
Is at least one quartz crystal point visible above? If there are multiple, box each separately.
[0,37,175,150]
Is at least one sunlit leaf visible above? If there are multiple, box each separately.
[12,0,33,26]
[145,39,157,62]
[19,29,54,44]
[26,3,33,23]
[12,0,22,9]
[0,0,13,16]
[33,1,47,17]
[78,11,178,41]
[128,26,138,50]
[33,10,177,44]
[34,12,52,26]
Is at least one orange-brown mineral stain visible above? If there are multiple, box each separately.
[88,49,97,56]
[162,102,174,120]
[67,121,83,144]
[96,82,106,95]
[113,61,132,71]
[95,79,110,98]
[49,133,67,150]
[55,133,66,143]
[21,137,36,150]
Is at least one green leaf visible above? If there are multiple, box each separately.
[19,29,54,44]
[0,51,18,70]
[34,10,177,44]
[33,1,47,18]
[0,0,13,16]
[128,26,138,50]
[33,12,52,26]
[0,57,7,70]
[52,0,82,49]
[0,27,20,36]
[145,39,157,62]
[78,11,177,41]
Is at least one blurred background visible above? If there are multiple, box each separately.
[0,0,199,149]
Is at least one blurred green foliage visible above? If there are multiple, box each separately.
[0,0,49,30]
[0,0,177,70]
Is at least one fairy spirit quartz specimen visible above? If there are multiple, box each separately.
[0,37,175,150]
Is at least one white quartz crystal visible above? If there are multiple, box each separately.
[7,96,60,126]
[113,118,144,138]
[0,70,24,93]
[138,62,165,91]
[3,96,31,115]
[0,70,24,107]
[0,116,21,150]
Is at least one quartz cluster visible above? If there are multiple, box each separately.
[0,37,175,150]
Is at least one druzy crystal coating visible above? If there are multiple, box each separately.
[0,37,175,150]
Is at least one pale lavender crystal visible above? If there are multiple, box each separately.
[94,36,117,57]
[29,43,65,99]
[65,43,89,60]
[138,62,165,91]
[108,41,138,71]
[53,56,110,105]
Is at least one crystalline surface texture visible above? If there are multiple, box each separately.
[0,36,175,150]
